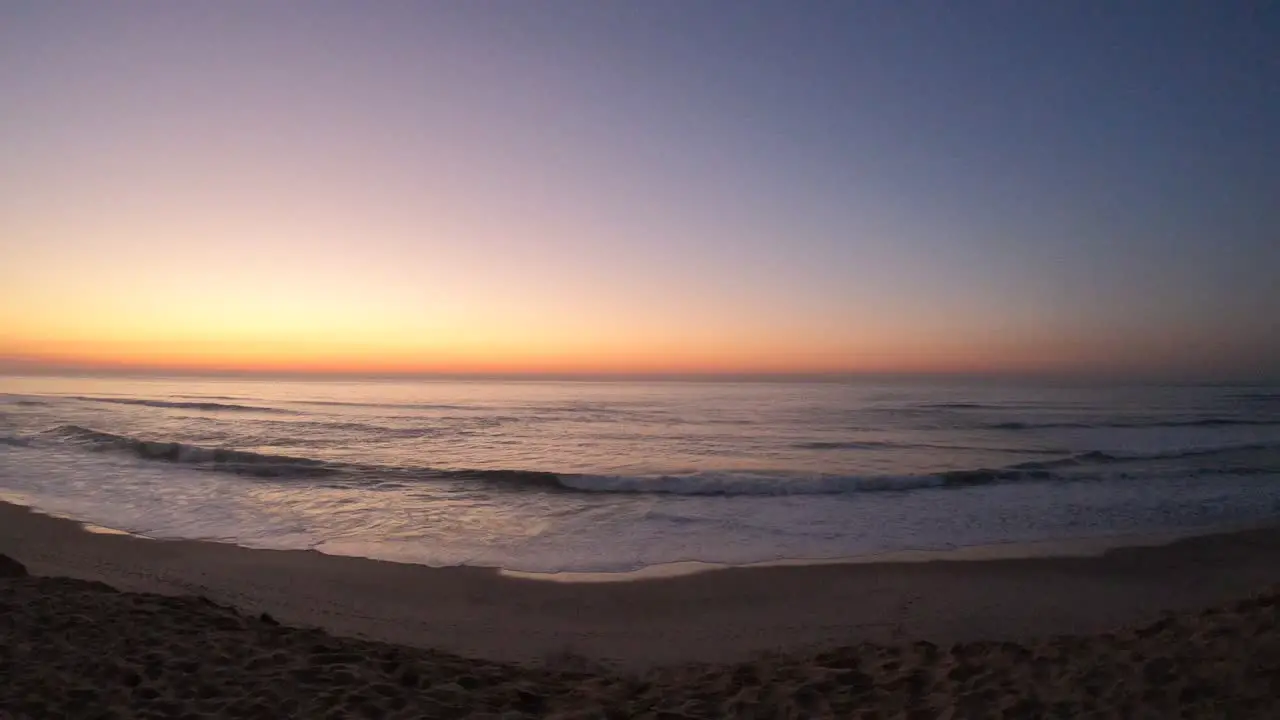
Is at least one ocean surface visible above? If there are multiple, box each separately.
[2,375,1280,573]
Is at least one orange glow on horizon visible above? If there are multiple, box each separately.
[0,275,1239,379]
[0,329,1120,378]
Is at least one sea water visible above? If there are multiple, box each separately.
[2,375,1279,573]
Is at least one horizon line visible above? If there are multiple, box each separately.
[1,365,1274,386]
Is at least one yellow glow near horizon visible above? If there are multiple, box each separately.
[0,211,1244,379]
[0,299,1104,377]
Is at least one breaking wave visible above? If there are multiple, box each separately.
[556,470,1023,495]
[21,424,1280,497]
[67,396,296,414]
[32,425,561,487]
[42,425,336,478]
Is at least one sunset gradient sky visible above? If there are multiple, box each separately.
[2,2,1277,379]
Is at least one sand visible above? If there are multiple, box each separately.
[2,501,1280,717]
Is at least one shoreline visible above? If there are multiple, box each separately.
[4,498,1280,669]
[5,490,1274,582]
[500,523,1273,583]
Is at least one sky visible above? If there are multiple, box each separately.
[2,1,1277,380]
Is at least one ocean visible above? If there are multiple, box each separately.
[2,375,1279,573]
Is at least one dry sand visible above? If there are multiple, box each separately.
[2,500,1280,717]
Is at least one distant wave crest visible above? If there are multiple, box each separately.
[1010,443,1280,470]
[791,440,904,450]
[983,418,1280,431]
[1231,392,1280,403]
[917,402,996,410]
[293,399,472,411]
[0,395,48,407]
[791,440,1064,454]
[556,441,1280,496]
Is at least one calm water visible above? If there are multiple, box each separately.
[2,375,1279,572]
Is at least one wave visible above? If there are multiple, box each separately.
[22,424,987,495]
[558,440,1280,496]
[27,424,1280,498]
[0,395,47,406]
[1231,392,1280,403]
[559,471,944,495]
[293,399,472,411]
[556,467,1068,496]
[68,396,295,414]
[1011,443,1280,471]
[432,467,565,490]
[792,440,905,450]
[918,403,995,410]
[245,419,445,438]
[983,418,1280,431]
[792,440,1064,454]
[0,427,1059,495]
[35,424,557,487]
[42,425,336,478]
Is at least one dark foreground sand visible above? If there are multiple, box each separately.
[2,501,1280,718]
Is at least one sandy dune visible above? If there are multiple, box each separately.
[2,568,1279,718]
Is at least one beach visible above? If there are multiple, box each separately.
[3,500,1280,717]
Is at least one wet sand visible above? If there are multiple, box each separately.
[3,500,1280,717]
